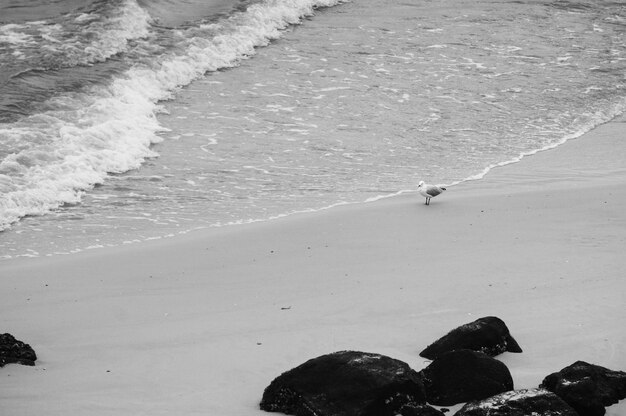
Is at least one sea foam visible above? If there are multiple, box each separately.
[0,0,343,230]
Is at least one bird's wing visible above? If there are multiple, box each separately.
[426,186,443,197]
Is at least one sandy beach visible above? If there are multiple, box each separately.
[1,116,625,415]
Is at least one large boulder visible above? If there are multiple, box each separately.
[260,350,427,416]
[418,349,514,406]
[540,361,626,416]
[420,316,522,360]
[455,388,578,415]
[0,333,37,367]
[398,403,446,416]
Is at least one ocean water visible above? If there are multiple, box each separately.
[1,0,625,258]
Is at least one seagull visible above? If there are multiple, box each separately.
[418,181,446,205]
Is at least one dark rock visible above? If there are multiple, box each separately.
[420,316,522,360]
[455,388,578,416]
[398,403,446,416]
[418,349,514,406]
[540,360,626,416]
[0,333,37,367]
[260,350,426,416]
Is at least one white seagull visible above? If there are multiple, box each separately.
[418,181,446,205]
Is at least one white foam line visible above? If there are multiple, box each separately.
[446,104,626,188]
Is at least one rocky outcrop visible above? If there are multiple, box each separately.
[418,349,514,406]
[455,388,578,415]
[260,350,426,416]
[259,320,626,415]
[541,361,626,416]
[0,333,37,367]
[420,316,522,360]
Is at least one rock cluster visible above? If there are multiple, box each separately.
[260,316,626,415]
[0,333,37,367]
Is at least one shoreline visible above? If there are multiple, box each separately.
[1,112,622,261]
[1,116,625,414]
